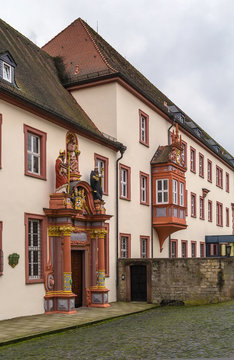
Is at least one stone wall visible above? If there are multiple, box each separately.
[118,258,234,304]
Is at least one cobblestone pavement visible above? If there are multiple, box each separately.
[0,301,234,359]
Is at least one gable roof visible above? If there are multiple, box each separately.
[43,18,234,168]
[0,19,123,150]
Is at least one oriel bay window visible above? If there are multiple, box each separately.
[151,124,187,252]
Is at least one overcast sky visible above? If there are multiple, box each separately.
[1,0,234,155]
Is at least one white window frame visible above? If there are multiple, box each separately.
[141,175,147,203]
[121,168,128,198]
[156,179,168,204]
[96,158,105,192]
[28,219,41,280]
[3,62,11,82]
[27,132,40,175]
[173,179,178,205]
[140,115,146,143]
[179,182,184,206]
[121,236,128,258]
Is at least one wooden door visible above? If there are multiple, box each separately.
[71,250,83,307]
[131,265,147,301]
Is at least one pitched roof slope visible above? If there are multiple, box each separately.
[0,19,104,137]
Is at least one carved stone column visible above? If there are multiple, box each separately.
[88,229,110,307]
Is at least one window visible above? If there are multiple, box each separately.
[0,221,3,275]
[173,179,178,204]
[25,213,46,283]
[24,125,46,180]
[216,202,223,227]
[139,110,149,146]
[226,173,229,193]
[0,114,2,169]
[191,242,196,257]
[171,239,178,258]
[156,179,168,204]
[216,166,223,188]
[140,236,150,258]
[200,242,205,257]
[208,200,212,222]
[181,240,187,258]
[200,197,204,220]
[185,190,188,216]
[199,153,204,178]
[3,62,11,82]
[226,208,230,227]
[207,160,212,182]
[140,172,149,205]
[120,164,131,200]
[190,147,196,173]
[94,153,109,195]
[120,234,131,258]
[191,193,196,217]
[179,182,184,206]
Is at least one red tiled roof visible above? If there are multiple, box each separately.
[43,18,117,79]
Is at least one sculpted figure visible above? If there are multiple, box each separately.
[90,167,103,201]
[66,132,80,182]
[55,150,68,192]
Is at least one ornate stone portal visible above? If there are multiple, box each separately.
[44,132,110,314]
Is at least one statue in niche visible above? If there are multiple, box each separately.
[66,132,81,182]
[55,150,68,193]
[90,167,103,201]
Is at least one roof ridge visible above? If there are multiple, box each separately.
[79,18,117,74]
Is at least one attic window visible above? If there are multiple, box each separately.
[3,62,11,82]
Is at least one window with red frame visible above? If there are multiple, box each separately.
[120,164,131,200]
[226,173,229,193]
[216,166,223,188]
[208,200,212,222]
[0,114,2,169]
[216,202,223,226]
[190,147,196,173]
[25,213,46,284]
[94,153,109,195]
[191,193,196,217]
[171,239,178,258]
[226,207,230,227]
[24,124,47,180]
[140,172,149,205]
[185,190,188,216]
[191,242,196,257]
[200,242,205,257]
[181,240,187,258]
[199,153,204,177]
[207,159,212,182]
[140,236,150,258]
[0,221,3,274]
[120,234,131,258]
[200,197,205,220]
[139,110,149,146]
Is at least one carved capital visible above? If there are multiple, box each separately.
[90,229,107,239]
[48,226,61,237]
[60,225,75,236]
[48,225,74,237]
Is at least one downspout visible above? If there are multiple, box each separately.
[168,116,175,258]
[116,145,127,291]
[151,164,153,258]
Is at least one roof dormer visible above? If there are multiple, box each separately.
[0,51,17,85]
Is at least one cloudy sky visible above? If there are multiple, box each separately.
[1,0,234,155]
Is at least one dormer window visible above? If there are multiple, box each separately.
[0,52,16,86]
[3,62,11,82]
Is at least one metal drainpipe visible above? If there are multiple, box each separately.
[168,117,175,258]
[151,164,154,259]
[116,145,127,291]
